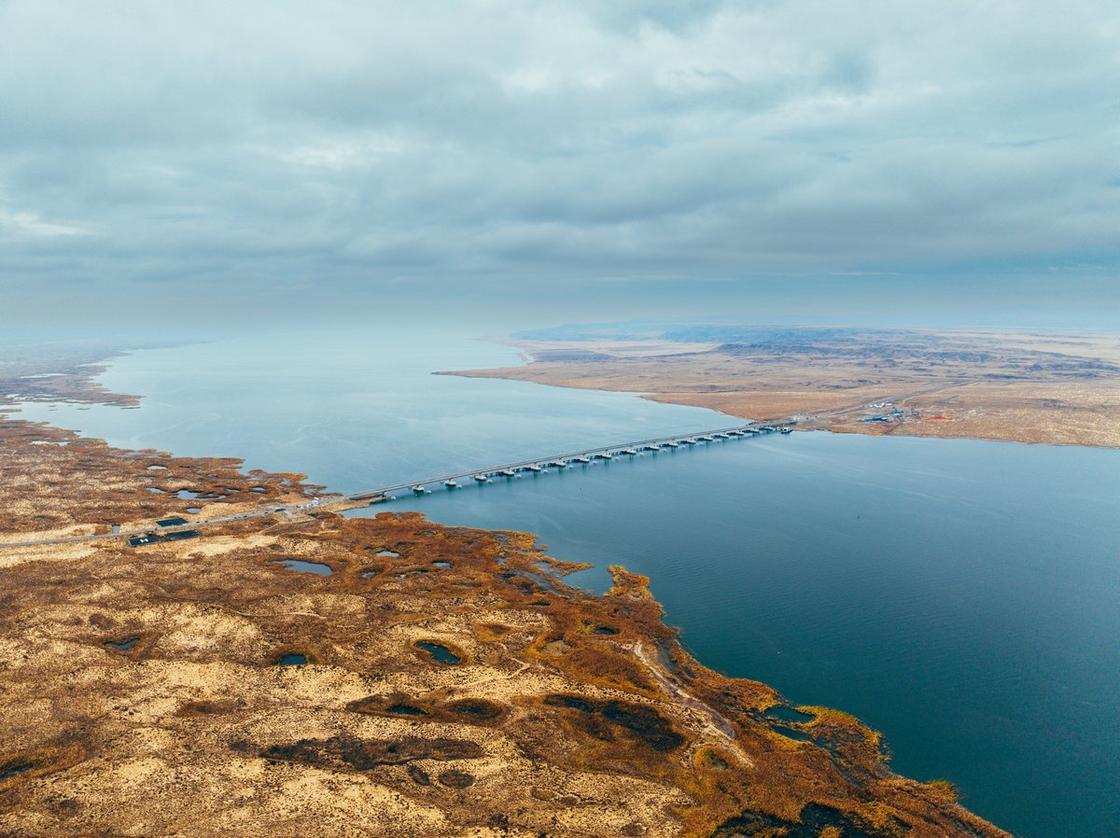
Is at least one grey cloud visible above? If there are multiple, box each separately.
[0,0,1117,327]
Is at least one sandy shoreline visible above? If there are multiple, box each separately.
[448,328,1120,449]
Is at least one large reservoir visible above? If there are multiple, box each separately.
[17,329,1120,837]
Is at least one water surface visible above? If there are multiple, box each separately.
[374,430,1120,837]
[273,559,333,576]
[15,329,1120,837]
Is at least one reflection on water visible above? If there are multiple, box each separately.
[15,330,725,492]
[273,559,333,576]
[14,329,1120,838]
[372,429,1120,838]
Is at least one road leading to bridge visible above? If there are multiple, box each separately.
[0,420,791,550]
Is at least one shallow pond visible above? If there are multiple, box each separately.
[415,641,461,665]
[273,559,333,576]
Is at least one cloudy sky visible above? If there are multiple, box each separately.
[1,0,1117,332]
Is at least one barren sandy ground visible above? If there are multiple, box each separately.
[452,328,1120,448]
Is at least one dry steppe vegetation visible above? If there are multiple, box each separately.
[0,345,1008,836]
[452,327,1120,447]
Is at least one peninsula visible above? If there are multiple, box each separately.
[0,348,1008,836]
[449,325,1120,448]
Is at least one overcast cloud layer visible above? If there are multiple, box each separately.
[1,1,1117,327]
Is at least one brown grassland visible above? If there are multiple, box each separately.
[0,348,1009,836]
[450,328,1120,448]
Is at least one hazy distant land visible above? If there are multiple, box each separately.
[0,345,1009,836]
[450,326,1120,448]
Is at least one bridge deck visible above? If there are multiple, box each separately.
[0,420,790,549]
[348,421,783,500]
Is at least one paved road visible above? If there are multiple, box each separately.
[0,420,790,551]
[0,498,336,550]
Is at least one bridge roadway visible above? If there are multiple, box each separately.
[0,420,789,550]
[348,420,785,500]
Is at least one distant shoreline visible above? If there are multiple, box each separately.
[445,327,1120,449]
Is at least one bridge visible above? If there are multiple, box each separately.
[349,421,791,502]
[0,420,792,550]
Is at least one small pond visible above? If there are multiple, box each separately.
[273,559,333,576]
[415,641,461,665]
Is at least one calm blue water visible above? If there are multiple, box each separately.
[20,332,723,489]
[16,329,1120,837]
